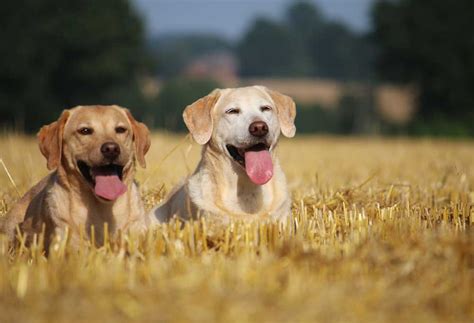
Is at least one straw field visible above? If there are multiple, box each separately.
[0,133,473,322]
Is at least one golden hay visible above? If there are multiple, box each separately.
[0,133,473,323]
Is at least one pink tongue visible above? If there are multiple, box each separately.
[94,174,127,201]
[244,150,273,185]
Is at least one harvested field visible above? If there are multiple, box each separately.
[0,134,473,322]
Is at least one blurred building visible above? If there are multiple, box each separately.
[140,76,417,125]
[183,51,238,84]
[238,78,417,125]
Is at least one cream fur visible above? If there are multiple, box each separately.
[149,86,296,228]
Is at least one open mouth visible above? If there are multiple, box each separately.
[77,161,127,201]
[226,143,269,167]
[226,143,273,185]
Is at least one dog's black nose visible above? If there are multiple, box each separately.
[101,142,120,160]
[249,121,269,137]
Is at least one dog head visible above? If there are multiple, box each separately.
[38,105,150,202]
[183,86,296,185]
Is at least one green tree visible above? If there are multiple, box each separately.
[285,1,323,75]
[286,1,323,43]
[238,18,306,76]
[151,34,231,78]
[0,0,148,131]
[310,22,374,80]
[372,0,474,127]
[150,78,220,131]
[238,1,374,81]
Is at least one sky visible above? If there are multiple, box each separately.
[133,0,375,40]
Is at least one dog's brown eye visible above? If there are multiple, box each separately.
[261,106,272,112]
[78,127,93,135]
[225,108,240,114]
[115,126,127,134]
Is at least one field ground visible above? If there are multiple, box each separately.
[0,133,473,322]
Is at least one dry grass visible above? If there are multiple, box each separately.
[0,133,473,323]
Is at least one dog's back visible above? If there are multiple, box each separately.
[0,174,53,240]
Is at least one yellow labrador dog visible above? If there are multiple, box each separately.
[0,105,151,247]
[150,86,296,226]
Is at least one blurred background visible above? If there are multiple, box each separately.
[0,0,473,136]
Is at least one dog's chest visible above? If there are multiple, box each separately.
[189,173,278,216]
[47,184,144,234]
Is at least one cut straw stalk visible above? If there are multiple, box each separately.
[0,158,20,197]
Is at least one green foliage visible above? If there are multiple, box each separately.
[296,92,379,135]
[149,78,220,131]
[103,83,154,123]
[336,95,363,134]
[408,117,474,138]
[310,23,375,80]
[372,0,474,129]
[295,105,339,134]
[0,0,149,132]
[286,1,324,42]
[151,34,232,78]
[238,1,374,80]
[238,18,307,77]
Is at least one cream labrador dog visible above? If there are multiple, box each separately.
[0,105,151,248]
[150,86,296,226]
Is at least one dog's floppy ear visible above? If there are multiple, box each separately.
[125,109,151,168]
[38,110,70,170]
[183,89,221,145]
[260,87,296,138]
